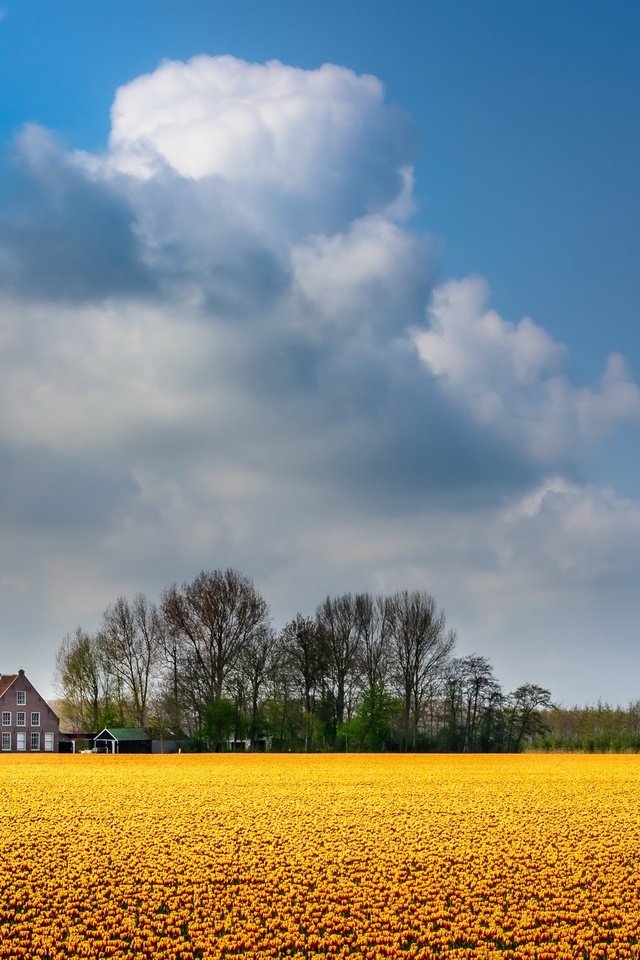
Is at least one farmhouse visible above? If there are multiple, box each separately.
[0,669,59,753]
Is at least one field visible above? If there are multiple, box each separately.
[0,754,638,958]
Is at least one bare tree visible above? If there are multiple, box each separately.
[387,590,456,750]
[316,594,362,745]
[239,626,282,750]
[442,655,503,750]
[281,614,326,751]
[161,569,270,725]
[154,611,190,738]
[101,594,162,727]
[461,655,503,750]
[354,592,391,691]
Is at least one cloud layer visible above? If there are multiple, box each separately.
[0,55,638,703]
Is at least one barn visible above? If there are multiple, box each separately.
[93,727,152,754]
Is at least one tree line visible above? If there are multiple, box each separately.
[532,702,640,753]
[55,567,553,752]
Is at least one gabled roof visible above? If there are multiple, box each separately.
[95,727,151,741]
[0,675,18,697]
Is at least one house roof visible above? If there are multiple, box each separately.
[95,727,151,741]
[0,675,18,697]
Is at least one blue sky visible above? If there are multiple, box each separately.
[0,0,638,703]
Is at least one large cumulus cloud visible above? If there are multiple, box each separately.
[0,55,638,702]
[104,56,415,226]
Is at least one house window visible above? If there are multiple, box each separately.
[31,712,40,727]
[2,732,11,751]
[16,732,26,752]
[16,712,25,726]
[2,712,10,726]
[30,732,40,751]
[16,691,26,705]
[44,732,54,752]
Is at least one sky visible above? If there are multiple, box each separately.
[0,0,638,706]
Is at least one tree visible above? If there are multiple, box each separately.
[55,628,111,732]
[316,594,362,748]
[155,611,186,737]
[263,660,304,752]
[239,626,282,750]
[203,698,237,751]
[101,594,162,727]
[505,683,553,751]
[441,655,503,751]
[355,592,391,691]
[281,614,326,751]
[161,568,270,736]
[346,682,400,751]
[387,590,456,750]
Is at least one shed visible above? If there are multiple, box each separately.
[93,727,152,754]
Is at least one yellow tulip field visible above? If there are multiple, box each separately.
[0,753,638,958]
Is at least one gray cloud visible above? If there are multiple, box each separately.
[0,126,153,303]
[0,443,138,532]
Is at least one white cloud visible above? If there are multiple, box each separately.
[417,276,565,387]
[415,276,640,464]
[108,57,382,184]
[291,214,432,338]
[576,352,640,439]
[78,55,416,247]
